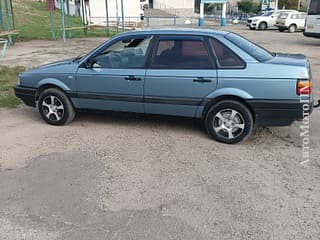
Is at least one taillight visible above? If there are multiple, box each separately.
[297,79,312,95]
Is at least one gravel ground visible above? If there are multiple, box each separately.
[0,25,319,239]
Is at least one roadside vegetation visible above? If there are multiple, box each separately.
[10,0,115,40]
[0,66,24,108]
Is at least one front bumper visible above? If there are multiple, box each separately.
[247,22,257,29]
[14,86,37,107]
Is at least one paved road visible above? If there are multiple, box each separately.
[0,152,208,240]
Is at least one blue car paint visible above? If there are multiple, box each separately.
[15,28,313,125]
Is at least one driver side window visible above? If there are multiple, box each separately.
[94,36,152,69]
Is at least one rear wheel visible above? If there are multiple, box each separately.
[288,24,297,33]
[258,22,267,30]
[205,100,254,144]
[38,88,75,125]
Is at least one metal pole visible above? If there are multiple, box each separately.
[3,0,12,44]
[60,0,66,43]
[199,1,204,26]
[81,0,86,34]
[105,0,110,36]
[9,0,15,29]
[0,0,4,31]
[66,0,72,38]
[49,0,56,40]
[221,2,227,26]
[120,0,124,32]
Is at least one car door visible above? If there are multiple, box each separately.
[144,35,218,117]
[76,35,152,113]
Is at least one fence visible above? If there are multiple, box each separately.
[88,15,243,31]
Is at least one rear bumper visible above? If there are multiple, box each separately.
[14,86,37,107]
[247,99,314,126]
[303,32,320,38]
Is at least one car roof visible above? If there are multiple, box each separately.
[117,28,230,37]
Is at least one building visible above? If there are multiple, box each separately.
[88,0,141,25]
[55,0,142,26]
[152,0,195,16]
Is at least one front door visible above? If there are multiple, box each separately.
[144,35,218,117]
[76,35,152,113]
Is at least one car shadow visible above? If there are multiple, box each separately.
[75,110,206,136]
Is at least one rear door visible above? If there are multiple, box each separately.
[144,35,218,117]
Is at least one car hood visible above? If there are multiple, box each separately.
[249,16,267,21]
[35,58,74,69]
[23,58,78,74]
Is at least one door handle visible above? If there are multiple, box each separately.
[125,75,141,81]
[193,77,212,83]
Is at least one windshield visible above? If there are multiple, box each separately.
[262,11,273,16]
[308,0,320,15]
[225,33,273,62]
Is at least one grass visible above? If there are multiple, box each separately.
[0,66,25,108]
[1,0,117,41]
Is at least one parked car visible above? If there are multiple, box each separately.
[275,12,307,32]
[247,10,297,30]
[15,29,315,144]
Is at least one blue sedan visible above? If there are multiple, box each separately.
[14,29,314,143]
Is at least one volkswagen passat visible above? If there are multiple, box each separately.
[15,29,315,144]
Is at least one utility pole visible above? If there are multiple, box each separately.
[120,0,124,32]
[105,0,110,36]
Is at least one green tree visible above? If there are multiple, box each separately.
[237,0,260,13]
[278,0,299,10]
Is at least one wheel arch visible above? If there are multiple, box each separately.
[202,95,256,123]
[288,23,297,32]
[259,21,268,29]
[35,78,72,101]
[35,82,77,112]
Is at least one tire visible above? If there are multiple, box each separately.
[288,24,296,33]
[258,22,267,30]
[278,28,285,32]
[38,88,75,126]
[204,100,254,144]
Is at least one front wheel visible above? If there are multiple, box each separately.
[205,100,254,144]
[38,88,75,125]
[258,22,267,30]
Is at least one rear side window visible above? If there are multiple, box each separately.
[151,36,214,69]
[210,38,245,68]
[279,13,288,19]
[225,32,273,62]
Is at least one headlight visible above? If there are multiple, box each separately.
[17,73,23,85]
[252,19,258,23]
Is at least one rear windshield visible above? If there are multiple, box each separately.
[224,33,273,62]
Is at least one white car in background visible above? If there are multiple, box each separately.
[247,10,297,30]
[275,12,307,33]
